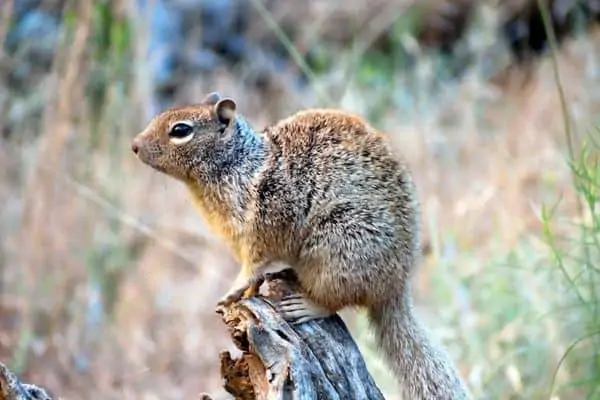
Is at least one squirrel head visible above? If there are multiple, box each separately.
[131,92,241,182]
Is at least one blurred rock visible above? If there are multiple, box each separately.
[415,0,476,55]
[140,0,183,87]
[185,48,222,72]
[499,0,600,62]
[5,10,60,64]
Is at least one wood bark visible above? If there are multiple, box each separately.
[0,362,52,400]
[211,269,385,400]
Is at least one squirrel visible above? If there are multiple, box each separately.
[131,92,469,399]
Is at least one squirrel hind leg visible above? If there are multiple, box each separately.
[278,293,335,324]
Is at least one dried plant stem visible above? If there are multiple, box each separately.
[535,0,575,160]
[535,0,583,216]
[16,0,93,367]
[248,0,333,106]
[0,0,13,58]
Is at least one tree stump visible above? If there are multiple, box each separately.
[0,363,52,400]
[210,269,385,400]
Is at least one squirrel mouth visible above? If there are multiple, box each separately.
[135,152,166,174]
[149,162,168,174]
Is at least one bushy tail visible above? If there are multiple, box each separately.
[368,289,469,399]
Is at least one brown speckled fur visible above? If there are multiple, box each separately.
[132,93,469,399]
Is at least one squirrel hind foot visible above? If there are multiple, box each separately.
[278,294,335,324]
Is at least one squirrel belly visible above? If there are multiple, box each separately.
[131,92,470,399]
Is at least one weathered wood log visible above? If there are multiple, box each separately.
[213,269,386,400]
[0,363,52,400]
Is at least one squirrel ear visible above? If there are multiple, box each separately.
[215,98,237,125]
[202,92,221,105]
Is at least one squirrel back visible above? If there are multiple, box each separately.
[247,109,421,267]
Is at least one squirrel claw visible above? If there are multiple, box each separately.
[278,294,334,325]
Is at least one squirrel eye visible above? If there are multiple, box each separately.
[169,122,194,138]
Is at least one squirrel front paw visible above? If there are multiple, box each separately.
[217,286,247,307]
[217,276,264,308]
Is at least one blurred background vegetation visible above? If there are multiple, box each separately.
[0,0,599,398]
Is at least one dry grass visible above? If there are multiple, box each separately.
[1,1,599,399]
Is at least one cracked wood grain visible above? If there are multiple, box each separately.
[0,362,52,400]
[215,269,385,400]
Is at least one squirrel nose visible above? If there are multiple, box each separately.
[131,139,140,155]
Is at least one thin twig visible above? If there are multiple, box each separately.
[248,0,333,106]
[336,3,413,101]
[0,0,13,58]
[535,0,586,223]
[535,0,576,162]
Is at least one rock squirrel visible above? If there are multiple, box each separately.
[131,92,469,399]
